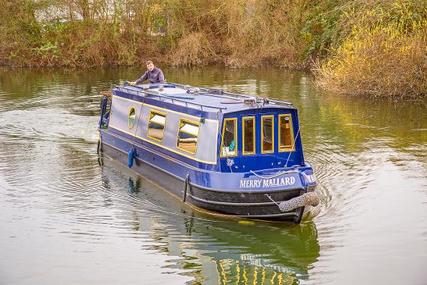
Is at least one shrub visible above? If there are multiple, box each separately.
[169,32,217,66]
[315,1,427,98]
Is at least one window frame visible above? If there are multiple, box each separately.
[261,115,275,154]
[128,106,137,129]
[242,116,256,155]
[220,118,238,157]
[278,114,295,152]
[147,109,167,142]
[176,118,200,154]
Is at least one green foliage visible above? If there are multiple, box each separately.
[301,0,344,60]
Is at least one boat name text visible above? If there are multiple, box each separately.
[239,176,296,188]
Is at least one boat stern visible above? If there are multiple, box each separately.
[187,165,319,223]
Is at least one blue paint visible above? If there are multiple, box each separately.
[218,109,305,172]
[99,83,317,221]
[101,129,317,192]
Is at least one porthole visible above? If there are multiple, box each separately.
[128,107,136,129]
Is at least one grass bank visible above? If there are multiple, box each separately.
[0,0,426,99]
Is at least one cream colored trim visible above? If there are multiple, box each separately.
[108,124,217,164]
[220,118,238,158]
[261,115,275,154]
[147,109,167,142]
[110,95,218,164]
[242,116,255,155]
[128,106,137,129]
[278,114,295,152]
[176,118,200,154]
[112,95,217,123]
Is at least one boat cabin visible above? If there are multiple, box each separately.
[102,83,305,173]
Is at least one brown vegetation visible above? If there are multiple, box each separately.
[315,1,427,98]
[0,0,332,68]
[0,0,426,98]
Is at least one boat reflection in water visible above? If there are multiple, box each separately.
[99,158,320,284]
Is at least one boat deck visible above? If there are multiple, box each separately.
[114,83,295,114]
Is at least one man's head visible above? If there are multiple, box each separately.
[146,60,155,71]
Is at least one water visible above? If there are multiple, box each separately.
[0,67,426,285]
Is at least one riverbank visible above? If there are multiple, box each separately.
[1,0,426,99]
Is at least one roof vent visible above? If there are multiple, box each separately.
[210,89,223,95]
[186,87,200,94]
[243,98,257,105]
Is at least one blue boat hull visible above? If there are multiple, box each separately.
[99,129,315,222]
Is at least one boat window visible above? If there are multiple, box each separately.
[242,117,255,155]
[128,107,136,129]
[177,119,199,154]
[147,111,166,141]
[279,114,295,152]
[261,115,274,153]
[221,118,237,157]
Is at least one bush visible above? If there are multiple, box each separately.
[170,32,217,66]
[315,1,427,98]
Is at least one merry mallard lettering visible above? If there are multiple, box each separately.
[239,176,296,188]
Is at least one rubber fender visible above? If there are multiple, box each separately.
[128,148,137,168]
[278,192,319,212]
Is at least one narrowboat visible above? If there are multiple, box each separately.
[98,83,319,223]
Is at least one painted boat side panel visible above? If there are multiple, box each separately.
[109,95,219,165]
[109,91,308,173]
[102,129,215,180]
[136,102,219,164]
[113,89,217,119]
[218,108,305,171]
[107,126,219,170]
[101,129,312,192]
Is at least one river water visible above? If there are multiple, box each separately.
[0,67,426,285]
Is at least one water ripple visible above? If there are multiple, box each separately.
[1,68,426,285]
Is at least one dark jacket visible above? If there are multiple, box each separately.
[135,67,165,84]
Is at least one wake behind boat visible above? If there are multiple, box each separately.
[98,83,319,223]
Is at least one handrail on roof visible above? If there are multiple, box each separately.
[173,83,293,107]
[114,82,294,112]
[114,85,227,112]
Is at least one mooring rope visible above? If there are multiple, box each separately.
[249,169,297,179]
[264,194,281,207]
